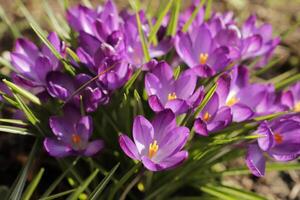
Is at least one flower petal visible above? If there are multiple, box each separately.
[245,144,265,177]
[133,116,154,156]
[84,140,104,156]
[119,134,140,160]
[43,138,72,157]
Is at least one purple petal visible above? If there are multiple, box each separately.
[194,118,208,136]
[76,116,93,142]
[133,116,154,155]
[192,64,214,77]
[256,121,274,151]
[151,109,176,143]
[148,95,164,112]
[84,140,104,156]
[175,32,197,67]
[245,144,265,177]
[14,38,39,61]
[175,70,197,99]
[231,103,254,122]
[43,138,72,157]
[119,134,140,160]
[165,99,189,115]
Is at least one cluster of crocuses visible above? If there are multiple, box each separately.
[3,0,300,176]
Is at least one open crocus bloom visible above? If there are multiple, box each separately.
[246,114,300,177]
[10,32,65,92]
[145,61,203,115]
[194,93,232,136]
[175,24,231,77]
[119,110,189,171]
[44,106,104,157]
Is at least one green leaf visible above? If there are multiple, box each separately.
[0,118,27,126]
[42,0,70,40]
[182,0,206,32]
[129,0,150,62]
[39,189,76,200]
[67,169,100,200]
[275,73,300,90]
[66,47,80,63]
[124,68,142,93]
[201,185,266,200]
[8,139,40,200]
[90,163,120,200]
[194,83,217,117]
[40,157,80,198]
[0,125,33,136]
[22,168,45,200]
[3,79,41,105]
[148,0,174,43]
[167,0,181,36]
[12,93,40,126]
[201,186,236,200]
[108,163,141,200]
[204,0,212,21]
[253,56,283,76]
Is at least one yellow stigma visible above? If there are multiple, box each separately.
[71,134,81,144]
[294,102,300,112]
[148,140,159,159]
[168,92,177,101]
[199,53,209,65]
[203,112,211,122]
[226,96,239,107]
[274,133,283,144]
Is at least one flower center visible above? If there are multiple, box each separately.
[203,112,211,122]
[199,53,209,65]
[72,134,81,144]
[148,140,159,159]
[168,92,177,101]
[274,132,283,144]
[226,96,239,107]
[294,102,300,112]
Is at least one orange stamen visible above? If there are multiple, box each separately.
[148,140,159,159]
[274,133,283,144]
[199,53,209,65]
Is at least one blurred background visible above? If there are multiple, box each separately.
[0,0,299,199]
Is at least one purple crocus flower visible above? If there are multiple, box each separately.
[145,61,203,115]
[44,106,104,157]
[175,24,231,77]
[119,110,189,171]
[216,66,254,122]
[46,71,109,112]
[194,93,232,136]
[10,32,65,92]
[280,82,300,112]
[246,114,300,177]
[240,15,280,63]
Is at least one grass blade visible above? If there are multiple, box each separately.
[182,0,206,32]
[129,0,150,62]
[40,157,80,198]
[29,23,75,75]
[275,73,300,90]
[90,163,120,200]
[167,0,181,36]
[204,0,212,21]
[201,185,235,200]
[66,169,100,200]
[3,79,41,105]
[148,0,174,43]
[39,189,76,200]
[108,163,141,200]
[8,139,40,200]
[22,168,45,200]
[0,118,27,126]
[0,125,33,136]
